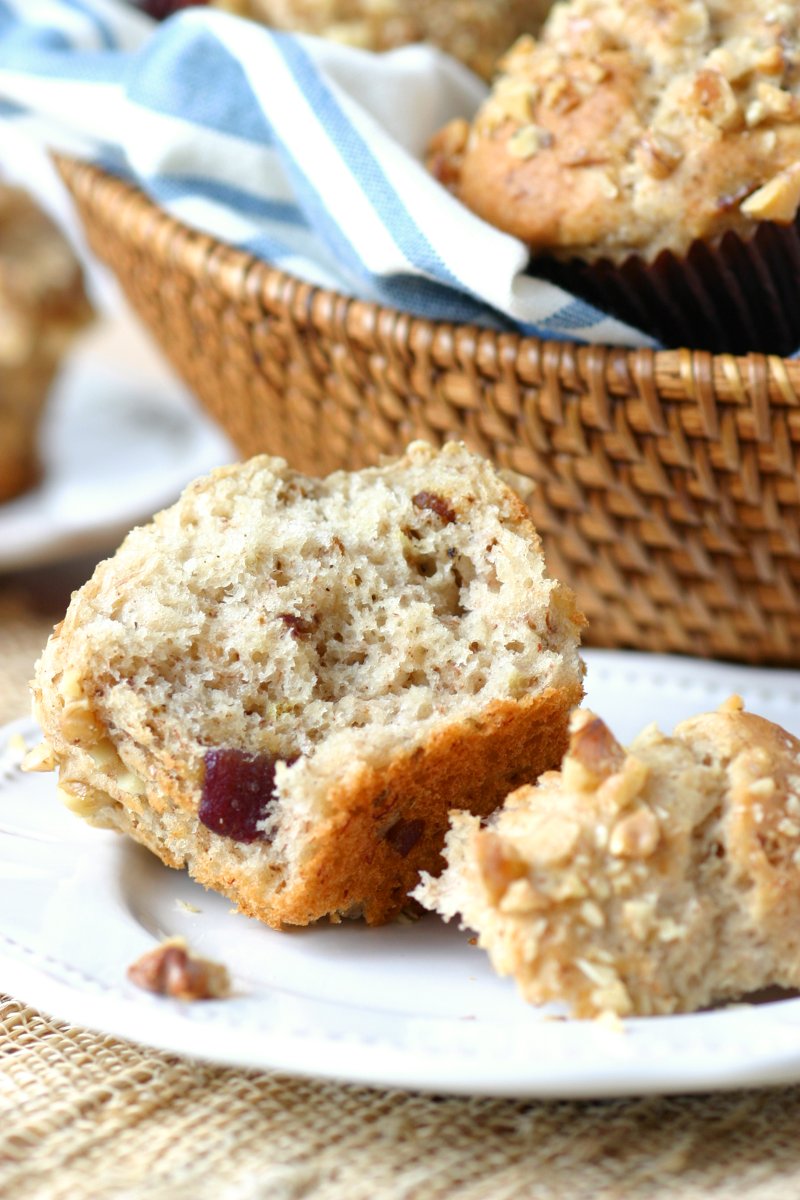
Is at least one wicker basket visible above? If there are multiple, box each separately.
[55,154,800,666]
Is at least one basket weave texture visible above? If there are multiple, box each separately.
[56,156,800,666]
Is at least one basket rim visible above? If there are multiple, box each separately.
[55,153,800,407]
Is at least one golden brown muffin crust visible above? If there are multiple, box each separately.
[431,1,800,259]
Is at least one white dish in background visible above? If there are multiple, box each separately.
[0,316,234,570]
[3,651,800,1098]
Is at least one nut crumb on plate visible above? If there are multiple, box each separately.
[127,937,230,1001]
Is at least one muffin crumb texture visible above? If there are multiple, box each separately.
[432,0,800,259]
[416,697,800,1016]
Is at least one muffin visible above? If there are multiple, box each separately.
[28,442,585,928]
[416,696,800,1017]
[0,185,92,502]
[214,0,552,80]
[428,0,800,353]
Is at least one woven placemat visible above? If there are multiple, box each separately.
[3,568,800,1199]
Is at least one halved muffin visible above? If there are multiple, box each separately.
[30,442,584,926]
[417,697,800,1015]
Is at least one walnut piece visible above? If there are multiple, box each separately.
[639,130,684,179]
[477,831,529,904]
[740,166,800,222]
[127,938,231,1001]
[507,124,554,160]
[563,712,625,788]
[609,807,661,859]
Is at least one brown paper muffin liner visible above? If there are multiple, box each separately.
[533,217,800,356]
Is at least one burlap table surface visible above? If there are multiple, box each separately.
[3,563,800,1200]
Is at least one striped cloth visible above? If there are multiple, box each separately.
[0,0,653,345]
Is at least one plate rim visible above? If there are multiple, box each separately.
[6,652,800,1097]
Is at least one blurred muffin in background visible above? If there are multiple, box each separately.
[0,186,92,503]
[214,0,552,80]
[426,0,800,353]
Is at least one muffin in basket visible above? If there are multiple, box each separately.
[29,442,585,928]
[0,184,92,502]
[428,0,800,353]
[417,696,800,1017]
[214,0,552,80]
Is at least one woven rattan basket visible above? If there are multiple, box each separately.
[55,154,800,665]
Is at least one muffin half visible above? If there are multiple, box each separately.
[417,697,800,1015]
[30,442,584,927]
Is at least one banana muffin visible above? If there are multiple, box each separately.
[0,185,92,502]
[29,442,584,927]
[428,0,800,352]
[417,696,800,1016]
[215,0,552,80]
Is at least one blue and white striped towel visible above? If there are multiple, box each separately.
[0,0,654,346]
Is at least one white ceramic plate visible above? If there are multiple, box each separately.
[4,650,800,1099]
[0,317,234,570]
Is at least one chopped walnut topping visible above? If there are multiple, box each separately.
[741,165,800,222]
[477,831,528,904]
[499,877,550,915]
[127,938,230,1001]
[756,44,785,75]
[497,34,537,76]
[563,712,625,789]
[639,130,684,179]
[598,757,650,811]
[719,694,745,714]
[541,75,581,114]
[691,69,741,130]
[609,807,660,859]
[507,124,554,159]
[666,2,709,43]
[489,76,537,124]
[748,777,776,797]
[745,82,796,127]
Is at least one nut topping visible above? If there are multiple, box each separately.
[564,712,625,788]
[740,165,800,222]
[507,125,554,159]
[477,831,528,904]
[609,808,661,859]
[639,130,684,179]
[127,938,230,1001]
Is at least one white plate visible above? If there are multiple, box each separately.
[0,317,234,570]
[4,650,800,1098]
